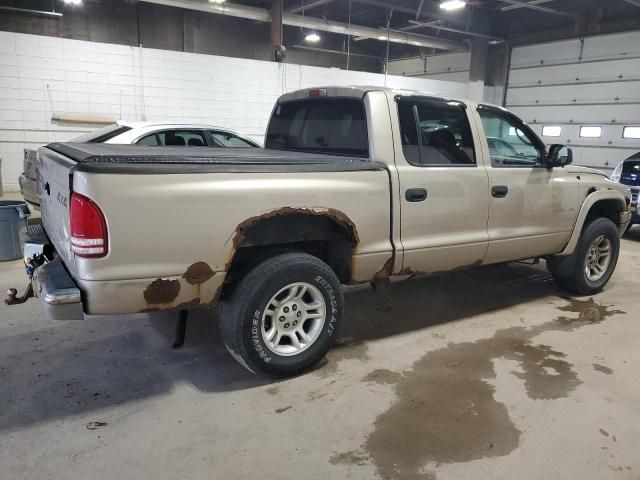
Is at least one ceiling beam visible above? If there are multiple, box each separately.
[288,0,336,14]
[141,0,467,51]
[407,19,506,41]
[352,0,467,25]
[496,0,576,17]
[500,0,556,11]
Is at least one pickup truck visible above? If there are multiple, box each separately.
[11,86,631,377]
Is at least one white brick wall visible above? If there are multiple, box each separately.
[0,31,475,192]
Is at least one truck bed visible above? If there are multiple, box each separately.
[45,143,384,174]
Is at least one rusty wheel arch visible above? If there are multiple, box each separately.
[221,207,360,295]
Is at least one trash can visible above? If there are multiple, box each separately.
[0,200,30,261]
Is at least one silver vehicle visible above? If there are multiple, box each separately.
[18,122,261,207]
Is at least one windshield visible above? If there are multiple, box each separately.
[71,124,131,143]
[265,99,369,157]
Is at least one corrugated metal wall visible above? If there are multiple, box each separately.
[387,52,471,83]
[506,31,640,173]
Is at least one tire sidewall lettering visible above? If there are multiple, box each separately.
[249,272,341,363]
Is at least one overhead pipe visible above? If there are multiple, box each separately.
[140,0,467,51]
[0,6,62,17]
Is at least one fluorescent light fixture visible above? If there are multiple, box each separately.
[209,0,226,3]
[378,35,388,40]
[542,125,562,137]
[623,126,640,139]
[440,0,466,11]
[63,0,82,4]
[304,32,321,43]
[580,126,602,138]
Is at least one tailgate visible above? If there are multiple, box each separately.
[37,147,77,275]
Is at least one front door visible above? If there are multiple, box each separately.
[394,97,490,274]
[475,105,582,264]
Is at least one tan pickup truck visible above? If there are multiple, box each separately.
[12,86,631,377]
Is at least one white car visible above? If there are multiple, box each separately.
[20,122,261,206]
[71,121,261,148]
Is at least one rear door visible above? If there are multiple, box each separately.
[393,96,490,274]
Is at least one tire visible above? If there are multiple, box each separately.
[219,252,343,377]
[548,217,620,295]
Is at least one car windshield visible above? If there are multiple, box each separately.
[71,124,132,143]
[265,98,369,157]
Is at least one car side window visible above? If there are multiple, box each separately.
[136,130,207,146]
[477,109,543,167]
[210,131,256,148]
[398,99,475,166]
[137,133,159,145]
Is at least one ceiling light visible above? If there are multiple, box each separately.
[209,0,226,3]
[440,0,466,11]
[63,0,82,4]
[378,35,388,40]
[305,32,321,43]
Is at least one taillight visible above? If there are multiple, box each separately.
[70,193,108,258]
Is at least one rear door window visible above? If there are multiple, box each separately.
[398,99,475,166]
[266,99,369,157]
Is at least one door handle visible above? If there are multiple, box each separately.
[405,188,428,202]
[491,185,509,198]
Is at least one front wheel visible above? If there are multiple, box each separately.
[548,217,620,295]
[219,252,343,377]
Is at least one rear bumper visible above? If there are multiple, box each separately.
[18,174,39,207]
[23,225,84,320]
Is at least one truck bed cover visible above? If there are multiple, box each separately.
[44,143,384,174]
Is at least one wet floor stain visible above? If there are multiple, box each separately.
[316,340,370,378]
[274,406,292,414]
[329,450,369,467]
[593,363,614,375]
[265,386,279,395]
[363,369,404,385]
[333,297,624,480]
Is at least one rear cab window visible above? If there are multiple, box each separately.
[265,98,369,158]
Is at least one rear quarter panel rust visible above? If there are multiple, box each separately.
[72,170,393,315]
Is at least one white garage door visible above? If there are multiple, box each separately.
[505,31,640,174]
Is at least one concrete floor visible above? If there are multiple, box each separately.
[1,205,640,479]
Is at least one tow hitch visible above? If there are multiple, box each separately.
[5,251,48,305]
[5,284,34,305]
[5,224,51,306]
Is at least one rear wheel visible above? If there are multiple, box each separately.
[548,217,620,295]
[219,252,343,377]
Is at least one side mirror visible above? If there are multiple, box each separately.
[546,144,573,168]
